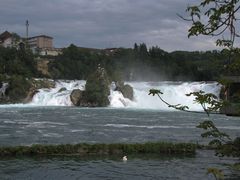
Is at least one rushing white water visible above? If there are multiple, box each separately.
[30,80,85,106]
[28,80,221,111]
[121,81,221,111]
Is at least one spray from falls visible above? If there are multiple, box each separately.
[119,82,221,111]
[29,80,221,111]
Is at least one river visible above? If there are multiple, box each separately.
[0,81,240,179]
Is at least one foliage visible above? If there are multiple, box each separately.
[47,43,237,82]
[149,87,240,179]
[0,46,37,77]
[149,89,195,112]
[186,0,240,49]
[0,142,197,157]
[5,75,31,102]
[197,121,231,147]
[48,44,116,80]
[184,0,240,77]
[1,41,240,82]
[84,66,110,107]
[186,91,223,115]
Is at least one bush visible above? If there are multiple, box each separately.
[6,75,31,103]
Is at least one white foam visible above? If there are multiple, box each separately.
[30,80,86,106]
[42,133,63,138]
[0,80,221,111]
[104,124,195,129]
[122,81,221,111]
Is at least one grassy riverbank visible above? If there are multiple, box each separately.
[0,142,197,157]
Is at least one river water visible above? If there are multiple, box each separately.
[0,107,240,179]
[0,81,240,179]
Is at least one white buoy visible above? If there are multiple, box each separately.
[122,155,127,161]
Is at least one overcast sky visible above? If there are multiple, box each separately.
[0,0,220,51]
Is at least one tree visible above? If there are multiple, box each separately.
[185,0,240,49]
[177,1,240,178]
[148,1,240,178]
[183,0,240,76]
[149,88,240,179]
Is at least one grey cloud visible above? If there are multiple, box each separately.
[0,0,218,51]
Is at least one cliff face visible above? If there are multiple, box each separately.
[37,59,51,77]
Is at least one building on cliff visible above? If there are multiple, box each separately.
[27,35,62,56]
[28,35,53,49]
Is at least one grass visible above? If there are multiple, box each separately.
[0,142,197,157]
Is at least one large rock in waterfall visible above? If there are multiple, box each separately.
[115,81,134,100]
[31,78,55,89]
[83,66,110,107]
[24,79,55,103]
[70,89,84,106]
[70,66,111,107]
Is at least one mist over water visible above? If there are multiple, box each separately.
[123,81,221,110]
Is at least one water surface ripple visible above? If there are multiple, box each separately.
[0,107,240,179]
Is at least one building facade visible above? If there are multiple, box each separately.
[39,48,62,56]
[28,35,53,49]
[1,31,62,56]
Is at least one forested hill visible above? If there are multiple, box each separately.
[48,43,235,81]
[1,43,239,81]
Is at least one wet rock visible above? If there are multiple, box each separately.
[70,89,83,106]
[58,87,67,93]
[115,81,134,100]
[24,88,39,103]
[31,79,55,89]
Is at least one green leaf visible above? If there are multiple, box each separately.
[148,89,163,96]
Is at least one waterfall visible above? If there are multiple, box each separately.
[29,80,221,111]
[30,80,85,106]
[110,81,221,111]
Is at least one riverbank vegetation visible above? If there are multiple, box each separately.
[0,142,197,157]
[1,42,239,82]
[48,44,236,81]
[0,46,37,77]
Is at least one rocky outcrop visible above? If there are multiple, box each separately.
[37,59,51,77]
[115,81,134,100]
[23,88,39,103]
[70,89,83,106]
[23,79,56,103]
[58,87,67,93]
[70,66,111,107]
[31,79,55,89]
[83,66,110,107]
